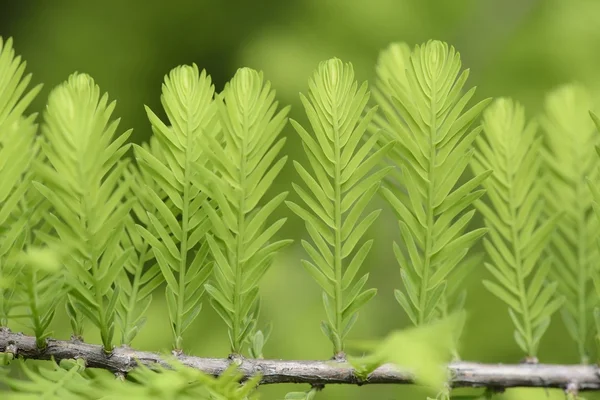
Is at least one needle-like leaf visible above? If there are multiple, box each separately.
[542,84,600,363]
[201,68,292,355]
[473,98,563,357]
[136,64,217,351]
[0,37,42,328]
[35,73,132,352]
[375,40,491,329]
[287,58,391,356]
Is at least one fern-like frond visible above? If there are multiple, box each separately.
[135,64,217,351]
[0,36,43,328]
[0,359,93,400]
[287,58,392,356]
[8,246,65,349]
[473,98,563,358]
[34,73,133,352]
[115,162,164,345]
[376,40,491,327]
[0,116,37,326]
[102,362,261,400]
[589,111,600,359]
[0,37,43,128]
[370,42,411,193]
[541,84,599,363]
[0,359,260,400]
[198,67,292,355]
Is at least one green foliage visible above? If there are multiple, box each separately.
[4,31,600,399]
[0,359,260,400]
[284,387,319,400]
[349,313,463,391]
[287,58,392,355]
[34,73,133,353]
[115,162,164,346]
[8,246,66,349]
[199,67,292,355]
[473,98,563,357]
[135,64,216,351]
[375,40,491,328]
[0,36,43,327]
[541,84,600,363]
[589,111,600,360]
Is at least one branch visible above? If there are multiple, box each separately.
[1,329,599,391]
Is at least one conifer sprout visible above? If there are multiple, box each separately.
[197,67,292,356]
[135,64,217,352]
[0,36,43,332]
[115,159,164,346]
[541,84,600,364]
[287,58,393,357]
[34,73,133,353]
[589,110,600,361]
[473,98,564,358]
[375,40,491,330]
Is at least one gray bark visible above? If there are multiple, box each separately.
[1,329,598,391]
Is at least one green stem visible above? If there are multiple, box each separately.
[86,200,109,352]
[507,161,534,356]
[418,82,437,326]
[575,177,588,364]
[175,129,192,352]
[25,269,44,349]
[232,112,249,355]
[91,258,109,352]
[333,97,344,356]
[121,246,146,345]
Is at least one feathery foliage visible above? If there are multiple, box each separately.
[197,67,292,355]
[8,246,65,349]
[287,58,392,356]
[0,359,260,400]
[375,40,491,328]
[541,84,600,363]
[0,37,43,327]
[349,313,461,391]
[134,64,216,351]
[473,98,563,357]
[5,32,600,399]
[587,111,600,360]
[34,73,133,352]
[115,161,164,346]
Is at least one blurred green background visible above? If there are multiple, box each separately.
[3,0,600,398]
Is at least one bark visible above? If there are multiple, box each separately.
[0,329,598,391]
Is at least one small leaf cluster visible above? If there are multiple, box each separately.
[200,68,292,355]
[473,98,563,357]
[0,359,260,400]
[541,84,600,363]
[374,40,490,331]
[287,58,392,355]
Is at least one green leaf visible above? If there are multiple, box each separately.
[375,40,489,329]
[141,64,217,351]
[342,288,376,321]
[200,67,290,354]
[38,72,131,352]
[543,84,600,363]
[483,280,522,313]
[475,98,563,357]
[290,58,387,354]
[349,313,463,391]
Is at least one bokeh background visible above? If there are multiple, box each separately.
[2,0,600,398]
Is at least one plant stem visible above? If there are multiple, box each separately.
[333,92,344,356]
[2,330,600,390]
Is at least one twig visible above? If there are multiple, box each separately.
[1,329,600,390]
